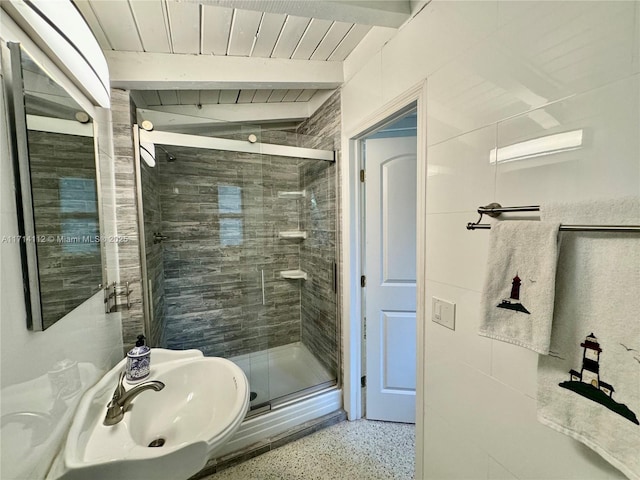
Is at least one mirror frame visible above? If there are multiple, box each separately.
[5,41,105,331]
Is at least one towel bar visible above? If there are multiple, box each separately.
[467,203,640,232]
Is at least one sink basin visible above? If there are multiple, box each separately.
[54,349,249,480]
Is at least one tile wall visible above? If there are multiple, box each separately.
[158,145,303,357]
[140,159,167,347]
[342,1,639,478]
[110,88,146,352]
[297,91,341,377]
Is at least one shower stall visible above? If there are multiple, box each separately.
[134,123,339,416]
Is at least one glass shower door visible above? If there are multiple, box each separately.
[137,125,271,410]
[137,120,340,413]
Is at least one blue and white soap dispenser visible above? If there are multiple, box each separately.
[126,334,151,383]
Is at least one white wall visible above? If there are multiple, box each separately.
[342,1,639,479]
[0,15,123,480]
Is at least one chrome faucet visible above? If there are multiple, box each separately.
[103,371,165,426]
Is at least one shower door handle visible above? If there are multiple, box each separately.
[261,270,266,306]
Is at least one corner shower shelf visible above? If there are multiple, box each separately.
[277,190,306,199]
[280,270,308,280]
[278,231,307,240]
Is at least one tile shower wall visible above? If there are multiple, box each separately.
[298,160,337,375]
[158,146,303,357]
[140,160,166,347]
[297,91,341,376]
[110,88,145,352]
[342,1,639,479]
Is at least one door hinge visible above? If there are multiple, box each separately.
[361,375,367,388]
[360,169,365,182]
[360,275,366,287]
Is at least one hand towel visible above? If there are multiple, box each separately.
[537,197,640,480]
[479,220,561,354]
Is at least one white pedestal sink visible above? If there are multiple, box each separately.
[52,349,249,480]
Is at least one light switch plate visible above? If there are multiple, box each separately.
[432,297,456,330]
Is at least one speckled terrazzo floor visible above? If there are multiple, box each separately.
[204,419,414,480]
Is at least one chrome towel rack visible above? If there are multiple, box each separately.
[467,203,640,232]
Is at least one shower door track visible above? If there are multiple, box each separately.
[245,381,339,419]
[138,128,335,162]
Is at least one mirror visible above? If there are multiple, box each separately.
[6,42,103,331]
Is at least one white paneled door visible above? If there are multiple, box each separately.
[365,136,417,423]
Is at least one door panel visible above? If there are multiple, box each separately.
[382,310,417,390]
[382,156,417,283]
[365,135,417,423]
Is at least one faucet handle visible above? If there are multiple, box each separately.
[111,371,126,401]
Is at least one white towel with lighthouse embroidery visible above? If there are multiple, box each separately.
[537,197,640,480]
[478,220,561,354]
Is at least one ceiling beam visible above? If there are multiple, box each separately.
[138,113,301,135]
[139,101,312,126]
[181,0,411,28]
[136,110,301,134]
[106,51,343,90]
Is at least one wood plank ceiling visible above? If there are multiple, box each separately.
[73,0,375,107]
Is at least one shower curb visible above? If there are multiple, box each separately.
[190,409,347,479]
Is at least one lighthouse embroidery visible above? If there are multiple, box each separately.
[496,274,530,314]
[559,333,639,425]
